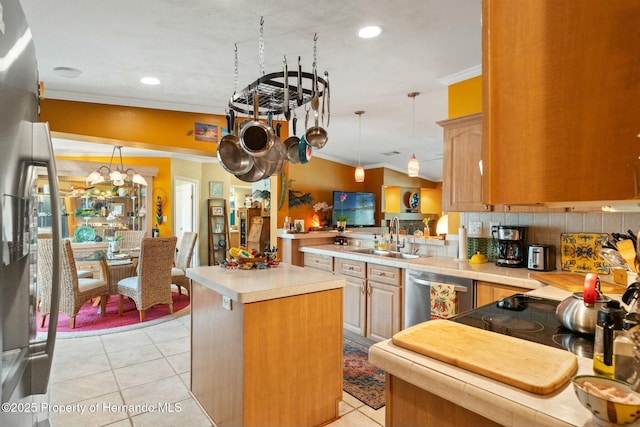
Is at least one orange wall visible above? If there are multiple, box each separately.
[448,75,482,118]
[281,158,368,229]
[281,160,439,231]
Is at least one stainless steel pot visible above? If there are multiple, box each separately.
[217,111,253,175]
[239,92,275,157]
[555,273,610,334]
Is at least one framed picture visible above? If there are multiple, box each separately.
[111,203,124,215]
[194,122,218,142]
[294,219,305,233]
[209,181,223,197]
[211,206,224,216]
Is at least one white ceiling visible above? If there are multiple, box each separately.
[20,0,481,182]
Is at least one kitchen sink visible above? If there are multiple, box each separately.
[347,248,390,255]
[346,248,420,259]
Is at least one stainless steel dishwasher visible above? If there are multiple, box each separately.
[404,270,475,328]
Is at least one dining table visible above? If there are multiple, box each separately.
[71,244,140,309]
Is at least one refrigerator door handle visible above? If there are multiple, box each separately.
[29,122,60,394]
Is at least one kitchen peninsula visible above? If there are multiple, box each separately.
[185,263,345,427]
[369,285,598,427]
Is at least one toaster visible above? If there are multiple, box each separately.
[527,244,556,271]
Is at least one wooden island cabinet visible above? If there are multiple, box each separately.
[186,264,345,427]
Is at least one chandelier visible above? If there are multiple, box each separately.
[86,146,147,187]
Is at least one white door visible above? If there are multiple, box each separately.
[173,177,198,265]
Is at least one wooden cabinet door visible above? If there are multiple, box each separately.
[483,0,640,205]
[343,276,366,336]
[366,280,402,342]
[439,113,489,212]
[476,281,530,307]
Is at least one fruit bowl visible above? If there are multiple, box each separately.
[237,256,266,264]
[572,375,640,426]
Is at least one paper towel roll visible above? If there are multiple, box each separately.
[458,226,468,261]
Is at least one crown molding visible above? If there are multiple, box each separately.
[43,89,226,115]
[437,64,482,86]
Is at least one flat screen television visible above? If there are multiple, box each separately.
[332,191,376,227]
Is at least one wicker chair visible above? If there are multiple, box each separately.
[114,230,146,250]
[38,233,92,278]
[117,236,177,322]
[38,239,109,329]
[171,232,197,296]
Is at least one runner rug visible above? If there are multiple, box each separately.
[38,291,190,335]
[343,337,386,409]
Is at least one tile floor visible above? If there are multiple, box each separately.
[41,308,385,426]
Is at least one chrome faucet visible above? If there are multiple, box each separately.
[390,216,405,252]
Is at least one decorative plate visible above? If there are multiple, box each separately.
[409,192,420,210]
[74,225,96,242]
[560,233,609,273]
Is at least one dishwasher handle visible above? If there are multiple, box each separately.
[410,276,468,293]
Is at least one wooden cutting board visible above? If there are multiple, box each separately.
[530,271,627,294]
[392,320,577,395]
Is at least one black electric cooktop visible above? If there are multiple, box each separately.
[451,294,594,359]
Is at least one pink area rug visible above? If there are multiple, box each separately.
[38,291,190,334]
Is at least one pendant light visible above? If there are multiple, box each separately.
[354,110,365,182]
[407,92,420,177]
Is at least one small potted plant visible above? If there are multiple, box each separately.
[335,192,349,230]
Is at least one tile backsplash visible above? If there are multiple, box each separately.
[458,211,640,267]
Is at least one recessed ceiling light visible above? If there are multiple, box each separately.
[358,25,382,39]
[140,76,161,86]
[53,66,82,78]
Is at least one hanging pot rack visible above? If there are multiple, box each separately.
[228,71,327,117]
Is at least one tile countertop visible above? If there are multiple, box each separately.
[369,284,597,427]
[186,263,345,304]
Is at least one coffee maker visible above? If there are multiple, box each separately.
[493,226,527,267]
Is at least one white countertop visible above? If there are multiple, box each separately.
[368,285,609,427]
[186,263,345,304]
[300,244,545,289]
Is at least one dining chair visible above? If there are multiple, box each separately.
[117,236,177,322]
[38,233,92,278]
[171,232,198,296]
[38,239,109,329]
[114,230,146,250]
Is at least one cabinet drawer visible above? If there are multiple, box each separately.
[367,264,401,286]
[335,258,366,278]
[303,253,333,272]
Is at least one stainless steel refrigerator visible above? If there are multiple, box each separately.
[1,0,61,425]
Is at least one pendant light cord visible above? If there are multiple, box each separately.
[355,110,365,165]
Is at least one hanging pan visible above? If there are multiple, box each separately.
[217,110,253,175]
[304,68,328,149]
[239,91,275,157]
[284,114,301,163]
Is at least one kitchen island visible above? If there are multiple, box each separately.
[186,264,345,427]
[369,286,597,427]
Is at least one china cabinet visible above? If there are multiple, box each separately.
[208,198,230,265]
